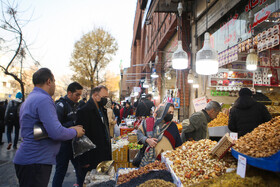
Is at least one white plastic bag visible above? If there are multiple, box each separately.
[114,124,120,137]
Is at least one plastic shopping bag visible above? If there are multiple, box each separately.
[72,135,96,158]
[114,123,120,137]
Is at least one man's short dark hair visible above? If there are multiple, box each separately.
[32,68,54,85]
[67,82,83,93]
[205,101,221,112]
[82,98,87,101]
[146,94,152,99]
[91,85,108,95]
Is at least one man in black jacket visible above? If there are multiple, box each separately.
[135,94,154,117]
[228,88,271,137]
[52,82,83,187]
[76,85,111,186]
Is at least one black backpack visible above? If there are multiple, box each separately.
[7,100,21,122]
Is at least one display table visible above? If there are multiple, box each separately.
[231,148,280,172]
[209,126,230,137]
[120,127,134,136]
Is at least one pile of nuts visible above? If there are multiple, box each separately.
[208,112,229,127]
[233,116,280,157]
[117,161,167,184]
[138,179,176,187]
[164,139,236,186]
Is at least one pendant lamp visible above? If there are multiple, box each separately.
[187,69,194,83]
[246,49,258,71]
[193,77,199,88]
[196,32,218,75]
[143,79,149,88]
[172,41,189,70]
[151,68,159,78]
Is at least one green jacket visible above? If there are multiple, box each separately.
[181,110,211,142]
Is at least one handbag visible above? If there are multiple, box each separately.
[132,122,147,167]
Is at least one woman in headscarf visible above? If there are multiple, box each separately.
[137,102,182,167]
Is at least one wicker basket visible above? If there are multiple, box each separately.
[128,133,137,143]
[211,133,234,159]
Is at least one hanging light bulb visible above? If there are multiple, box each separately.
[246,49,258,71]
[151,68,159,78]
[130,90,135,97]
[188,69,194,83]
[153,88,159,100]
[268,68,273,78]
[143,79,149,88]
[196,32,218,75]
[165,71,171,80]
[172,41,189,70]
[193,77,199,88]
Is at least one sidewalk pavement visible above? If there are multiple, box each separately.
[0,133,77,187]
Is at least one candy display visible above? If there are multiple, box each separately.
[164,139,236,186]
[233,116,280,158]
[117,161,167,184]
[208,112,229,127]
[265,92,280,102]
[117,168,138,176]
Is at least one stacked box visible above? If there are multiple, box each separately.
[114,162,130,171]
[112,145,128,162]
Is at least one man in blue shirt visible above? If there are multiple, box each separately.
[13,68,85,187]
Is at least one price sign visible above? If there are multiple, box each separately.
[237,155,247,178]
[193,97,208,112]
[230,132,238,141]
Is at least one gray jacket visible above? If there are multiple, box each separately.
[181,110,211,142]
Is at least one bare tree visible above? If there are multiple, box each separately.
[0,0,39,101]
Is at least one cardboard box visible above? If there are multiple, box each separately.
[112,145,128,162]
[114,162,129,171]
[129,162,137,168]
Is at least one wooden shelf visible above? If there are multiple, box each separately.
[211,77,253,80]
[258,66,280,69]
[254,84,280,87]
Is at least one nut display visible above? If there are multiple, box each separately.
[138,179,176,187]
[208,112,229,127]
[164,139,236,186]
[233,116,280,157]
[117,161,167,184]
[266,105,280,114]
[265,92,280,102]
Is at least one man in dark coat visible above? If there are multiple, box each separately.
[135,94,155,117]
[76,85,111,186]
[228,88,271,137]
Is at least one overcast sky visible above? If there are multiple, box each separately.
[0,0,137,79]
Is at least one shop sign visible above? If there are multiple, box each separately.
[193,96,208,112]
[212,0,278,53]
[245,0,267,12]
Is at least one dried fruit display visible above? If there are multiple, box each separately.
[164,139,236,186]
[208,112,229,127]
[117,161,167,184]
[233,116,280,157]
